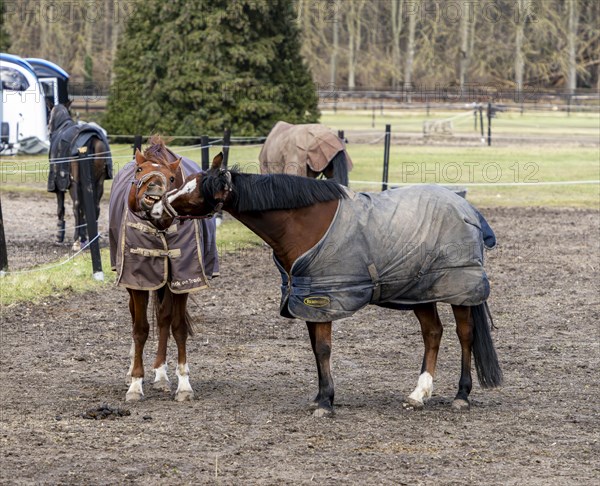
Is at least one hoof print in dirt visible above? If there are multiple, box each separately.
[451,399,470,411]
[402,398,424,411]
[312,408,333,418]
[81,404,131,420]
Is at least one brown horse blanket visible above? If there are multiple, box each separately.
[259,121,353,176]
[108,157,219,293]
[275,185,494,322]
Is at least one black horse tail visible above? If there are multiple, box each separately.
[471,302,502,388]
[329,150,349,186]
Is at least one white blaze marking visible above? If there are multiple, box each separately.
[176,363,193,395]
[154,363,169,384]
[408,371,433,404]
[169,179,197,202]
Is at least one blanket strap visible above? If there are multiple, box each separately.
[126,221,177,235]
[368,264,381,302]
[130,247,182,258]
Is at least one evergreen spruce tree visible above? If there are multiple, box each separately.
[104,0,318,137]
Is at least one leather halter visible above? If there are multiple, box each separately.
[160,169,232,221]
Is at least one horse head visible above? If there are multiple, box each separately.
[150,153,232,220]
[129,145,183,228]
[47,102,73,136]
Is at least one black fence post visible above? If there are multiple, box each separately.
[487,102,492,146]
[337,129,345,141]
[372,104,376,128]
[479,105,484,139]
[0,197,8,273]
[201,135,209,171]
[381,124,391,191]
[222,128,231,169]
[474,108,477,131]
[133,134,142,156]
[78,147,103,280]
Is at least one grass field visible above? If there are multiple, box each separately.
[1,110,598,304]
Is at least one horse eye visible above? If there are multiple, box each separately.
[170,176,175,183]
[136,167,142,172]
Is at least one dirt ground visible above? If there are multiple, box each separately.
[1,192,599,485]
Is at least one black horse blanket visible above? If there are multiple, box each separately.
[108,157,219,293]
[47,105,113,193]
[275,185,496,322]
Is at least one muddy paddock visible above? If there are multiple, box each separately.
[1,193,599,484]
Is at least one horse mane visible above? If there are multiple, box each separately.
[203,169,348,212]
[143,135,176,164]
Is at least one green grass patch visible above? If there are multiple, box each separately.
[0,248,115,306]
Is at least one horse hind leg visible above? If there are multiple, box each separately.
[306,321,335,417]
[171,291,194,402]
[451,305,474,410]
[404,303,443,410]
[152,287,172,393]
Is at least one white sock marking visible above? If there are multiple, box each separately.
[126,340,135,382]
[176,363,193,394]
[154,363,170,384]
[408,371,433,404]
[126,377,144,399]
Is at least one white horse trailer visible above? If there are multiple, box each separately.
[0,53,50,155]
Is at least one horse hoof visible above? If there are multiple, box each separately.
[153,380,171,392]
[452,399,470,411]
[174,390,194,402]
[125,391,143,402]
[313,407,333,418]
[403,398,424,410]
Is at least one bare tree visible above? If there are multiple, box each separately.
[346,0,366,89]
[391,0,403,88]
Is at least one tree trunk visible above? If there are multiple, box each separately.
[391,0,403,89]
[567,0,579,93]
[458,2,469,89]
[514,0,526,98]
[404,4,416,99]
[330,7,338,86]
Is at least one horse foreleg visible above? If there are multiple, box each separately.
[306,321,334,417]
[405,303,443,410]
[56,191,66,243]
[171,292,194,402]
[152,287,172,392]
[126,289,150,401]
[451,305,473,411]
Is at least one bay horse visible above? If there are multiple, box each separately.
[147,154,502,417]
[259,121,352,185]
[47,102,112,248]
[108,137,218,402]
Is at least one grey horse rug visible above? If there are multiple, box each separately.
[259,121,353,176]
[109,157,219,293]
[275,185,495,322]
[47,104,113,193]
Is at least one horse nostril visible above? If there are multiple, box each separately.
[148,181,161,189]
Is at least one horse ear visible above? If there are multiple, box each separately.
[64,99,73,110]
[211,152,224,170]
[135,148,145,166]
[170,157,181,173]
[46,98,55,112]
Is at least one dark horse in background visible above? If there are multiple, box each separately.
[108,136,219,402]
[47,101,112,248]
[145,155,502,417]
[259,121,352,185]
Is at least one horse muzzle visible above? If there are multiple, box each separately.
[140,191,164,211]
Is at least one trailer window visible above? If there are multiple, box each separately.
[1,66,31,91]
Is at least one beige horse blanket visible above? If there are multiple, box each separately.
[259,121,353,176]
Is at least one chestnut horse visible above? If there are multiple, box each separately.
[108,138,218,402]
[146,155,502,417]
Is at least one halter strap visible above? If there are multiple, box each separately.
[134,170,168,189]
